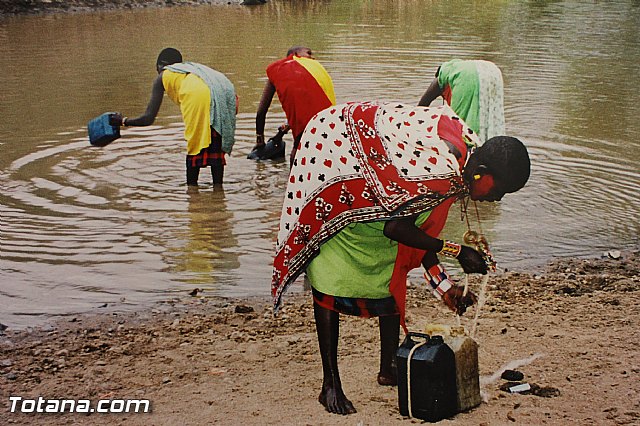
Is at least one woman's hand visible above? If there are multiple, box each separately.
[253,134,266,152]
[457,245,488,274]
[109,113,124,127]
[442,286,477,315]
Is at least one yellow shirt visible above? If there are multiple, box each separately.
[162,70,212,155]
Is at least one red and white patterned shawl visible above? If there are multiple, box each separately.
[272,101,480,311]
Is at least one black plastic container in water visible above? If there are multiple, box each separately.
[247,127,286,160]
[397,332,458,422]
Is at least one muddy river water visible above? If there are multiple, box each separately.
[1,1,638,327]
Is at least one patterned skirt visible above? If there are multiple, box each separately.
[186,129,225,169]
[312,288,399,318]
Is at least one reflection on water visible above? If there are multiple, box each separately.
[0,0,638,328]
[168,188,240,285]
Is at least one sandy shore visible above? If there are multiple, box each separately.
[1,251,638,425]
[0,0,249,16]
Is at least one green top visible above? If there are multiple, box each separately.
[437,59,481,135]
[307,212,431,299]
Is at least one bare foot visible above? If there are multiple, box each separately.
[318,386,357,415]
[377,370,397,386]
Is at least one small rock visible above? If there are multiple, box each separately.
[6,372,18,380]
[0,359,13,367]
[189,288,201,297]
[532,386,561,398]
[95,360,107,366]
[607,250,621,260]
[235,304,254,314]
[287,337,301,345]
[502,370,525,381]
[162,376,171,384]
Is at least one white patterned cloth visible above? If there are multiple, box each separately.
[271,101,481,311]
[476,60,505,142]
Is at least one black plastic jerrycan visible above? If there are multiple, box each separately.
[397,332,458,422]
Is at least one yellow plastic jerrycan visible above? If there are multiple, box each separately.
[424,324,481,412]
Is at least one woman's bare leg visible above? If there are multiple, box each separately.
[313,302,357,415]
[378,314,400,386]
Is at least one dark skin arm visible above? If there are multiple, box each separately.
[383,215,486,273]
[417,77,443,107]
[255,80,276,149]
[111,73,165,127]
[383,216,444,254]
[383,216,483,314]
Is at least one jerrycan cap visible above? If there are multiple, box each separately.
[428,335,444,345]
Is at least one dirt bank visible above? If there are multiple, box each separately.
[1,251,638,425]
[0,0,251,16]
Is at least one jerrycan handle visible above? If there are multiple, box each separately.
[407,332,430,340]
[405,332,430,345]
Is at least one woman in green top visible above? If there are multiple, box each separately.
[418,59,505,143]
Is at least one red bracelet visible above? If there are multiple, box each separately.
[424,264,453,300]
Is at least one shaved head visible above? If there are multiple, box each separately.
[157,47,182,69]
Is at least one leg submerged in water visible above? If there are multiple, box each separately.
[186,166,200,186]
[313,302,357,415]
[378,314,400,386]
[210,132,225,186]
[211,163,224,186]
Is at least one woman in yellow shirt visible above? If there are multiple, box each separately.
[112,48,237,186]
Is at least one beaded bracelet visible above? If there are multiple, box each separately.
[424,264,454,300]
[438,240,462,258]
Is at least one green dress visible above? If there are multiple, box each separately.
[307,213,431,299]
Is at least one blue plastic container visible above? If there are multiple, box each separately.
[88,113,120,147]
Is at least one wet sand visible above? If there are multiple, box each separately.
[1,252,638,425]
